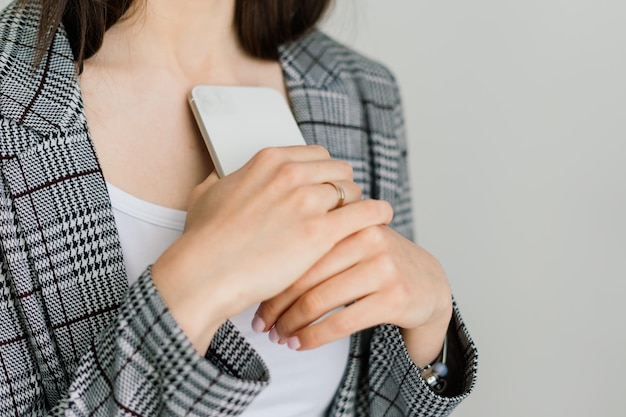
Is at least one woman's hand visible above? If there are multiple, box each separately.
[151,145,393,353]
[255,224,453,367]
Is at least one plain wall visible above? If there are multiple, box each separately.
[1,1,625,416]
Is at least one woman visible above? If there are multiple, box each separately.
[0,0,477,415]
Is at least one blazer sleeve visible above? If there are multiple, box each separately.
[47,269,269,416]
[365,77,479,416]
[0,232,268,416]
[0,100,271,415]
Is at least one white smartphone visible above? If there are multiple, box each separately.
[188,85,306,178]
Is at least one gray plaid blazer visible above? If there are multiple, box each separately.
[0,1,477,416]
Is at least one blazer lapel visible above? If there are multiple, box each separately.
[279,32,398,202]
[0,2,127,397]
[279,33,376,198]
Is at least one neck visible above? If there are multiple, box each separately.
[92,0,245,78]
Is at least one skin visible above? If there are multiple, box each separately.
[80,0,452,368]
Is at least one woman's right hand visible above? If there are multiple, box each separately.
[151,145,393,353]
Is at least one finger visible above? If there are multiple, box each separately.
[271,159,354,187]
[252,177,359,227]
[250,144,331,166]
[237,146,335,187]
[323,199,394,244]
[274,258,384,340]
[274,144,332,161]
[285,294,385,351]
[257,201,392,330]
[291,181,362,215]
[322,181,361,208]
[257,226,372,330]
[186,170,220,222]
[321,181,350,210]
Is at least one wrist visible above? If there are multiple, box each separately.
[420,334,449,393]
[401,325,445,368]
[151,238,232,354]
[401,302,451,367]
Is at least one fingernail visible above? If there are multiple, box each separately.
[251,314,266,333]
[287,336,301,351]
[269,327,280,343]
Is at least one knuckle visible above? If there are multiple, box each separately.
[300,292,323,317]
[290,277,309,296]
[258,301,280,322]
[378,200,394,223]
[337,160,353,179]
[352,183,363,201]
[362,199,383,219]
[373,253,398,279]
[254,147,281,166]
[275,162,302,188]
[361,225,386,247]
[361,199,394,223]
[310,144,331,159]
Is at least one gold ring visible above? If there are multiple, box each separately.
[324,181,345,209]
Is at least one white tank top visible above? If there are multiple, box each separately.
[106,183,350,416]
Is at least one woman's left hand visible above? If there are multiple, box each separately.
[254,224,453,366]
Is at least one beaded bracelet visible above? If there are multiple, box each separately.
[420,335,448,393]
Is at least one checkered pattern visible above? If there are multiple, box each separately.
[0,1,477,415]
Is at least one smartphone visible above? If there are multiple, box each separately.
[188,85,306,178]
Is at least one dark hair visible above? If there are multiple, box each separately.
[22,0,332,67]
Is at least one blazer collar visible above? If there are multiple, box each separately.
[0,2,85,138]
[278,31,355,146]
[279,30,346,92]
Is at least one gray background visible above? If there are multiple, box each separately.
[2,0,625,416]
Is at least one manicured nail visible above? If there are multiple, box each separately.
[269,327,280,343]
[287,336,301,351]
[251,314,266,333]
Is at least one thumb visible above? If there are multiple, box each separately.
[198,170,220,190]
[184,170,220,233]
[188,170,220,204]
